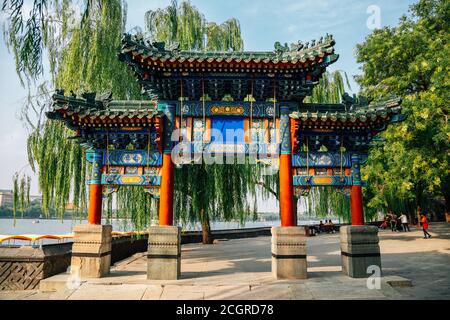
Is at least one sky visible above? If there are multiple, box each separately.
[0,0,415,211]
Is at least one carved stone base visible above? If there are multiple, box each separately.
[0,244,71,291]
[147,226,181,280]
[271,226,307,279]
[340,225,381,278]
[70,224,112,279]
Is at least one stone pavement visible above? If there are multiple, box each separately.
[1,223,449,300]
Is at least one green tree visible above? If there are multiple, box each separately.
[145,0,243,52]
[355,0,450,222]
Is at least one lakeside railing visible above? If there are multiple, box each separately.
[0,231,148,245]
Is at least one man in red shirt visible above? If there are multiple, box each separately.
[421,214,432,239]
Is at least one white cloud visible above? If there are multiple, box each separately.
[242,2,262,16]
[284,0,331,13]
[0,126,39,194]
[286,24,299,34]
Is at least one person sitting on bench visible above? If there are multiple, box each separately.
[318,220,325,233]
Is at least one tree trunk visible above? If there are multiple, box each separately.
[200,208,213,244]
[445,194,450,223]
[415,185,424,226]
[293,196,298,226]
[416,206,421,227]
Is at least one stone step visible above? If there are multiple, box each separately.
[384,276,413,287]
[39,273,86,292]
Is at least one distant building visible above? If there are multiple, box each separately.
[30,195,42,203]
[0,190,42,207]
[0,189,13,207]
[65,203,77,210]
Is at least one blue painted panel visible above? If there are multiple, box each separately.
[103,150,162,166]
[210,117,245,144]
[86,150,103,184]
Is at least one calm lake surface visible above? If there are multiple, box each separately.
[0,218,339,245]
[0,218,339,235]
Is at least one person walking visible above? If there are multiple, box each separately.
[389,211,397,232]
[399,213,410,232]
[380,217,388,229]
[420,214,432,239]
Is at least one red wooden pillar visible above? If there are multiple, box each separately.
[88,151,103,224]
[350,186,364,225]
[159,153,174,225]
[350,154,364,225]
[279,106,295,226]
[159,104,176,226]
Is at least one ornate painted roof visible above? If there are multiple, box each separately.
[118,33,338,102]
[291,96,404,136]
[119,33,337,66]
[47,90,158,129]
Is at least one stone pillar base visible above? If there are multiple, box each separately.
[340,225,381,278]
[271,226,307,279]
[147,226,181,280]
[71,224,112,279]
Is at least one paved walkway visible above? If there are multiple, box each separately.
[1,223,449,300]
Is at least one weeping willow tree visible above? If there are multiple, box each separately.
[304,71,351,104]
[146,0,255,244]
[145,0,243,52]
[3,1,159,230]
[175,161,259,243]
[11,173,32,223]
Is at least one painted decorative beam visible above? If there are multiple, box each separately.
[101,174,161,186]
[292,152,352,168]
[293,175,353,187]
[102,150,162,167]
[158,101,299,118]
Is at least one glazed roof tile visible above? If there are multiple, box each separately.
[119,33,338,68]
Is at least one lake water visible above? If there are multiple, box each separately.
[0,218,339,234]
[0,218,339,245]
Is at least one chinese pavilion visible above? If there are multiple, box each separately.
[47,33,403,280]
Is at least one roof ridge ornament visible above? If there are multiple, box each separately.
[81,92,96,103]
[274,41,289,55]
[167,42,180,53]
[341,92,358,111]
[341,92,404,112]
[96,91,113,107]
[277,33,335,59]
[290,40,304,51]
